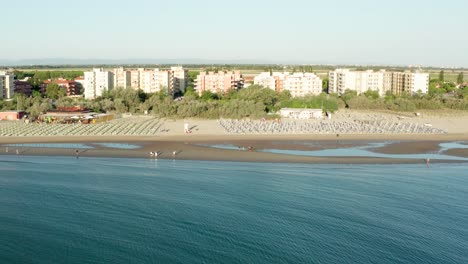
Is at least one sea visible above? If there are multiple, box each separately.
[1,155,467,264]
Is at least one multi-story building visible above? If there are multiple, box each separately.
[283,73,322,97]
[14,80,33,96]
[253,72,322,97]
[384,71,429,95]
[129,68,143,89]
[253,72,277,90]
[328,69,429,96]
[195,71,244,95]
[113,67,131,88]
[41,79,82,96]
[83,68,114,99]
[328,69,386,96]
[140,69,170,94]
[0,71,15,99]
[407,72,429,94]
[170,66,188,94]
[126,66,188,95]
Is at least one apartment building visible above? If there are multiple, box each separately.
[83,68,114,99]
[389,72,429,94]
[14,80,33,96]
[170,66,188,94]
[253,72,323,97]
[130,69,143,89]
[113,67,131,88]
[283,73,323,97]
[126,67,188,95]
[328,69,386,96]
[195,71,244,95]
[253,72,278,90]
[140,69,170,94]
[328,69,429,96]
[0,71,15,99]
[41,79,82,96]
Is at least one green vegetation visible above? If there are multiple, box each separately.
[439,70,445,82]
[45,83,66,100]
[12,70,84,93]
[2,68,467,120]
[458,72,464,84]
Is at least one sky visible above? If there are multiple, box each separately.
[1,0,467,67]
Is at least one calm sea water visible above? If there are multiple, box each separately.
[1,156,467,264]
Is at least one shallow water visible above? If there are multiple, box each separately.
[1,156,467,263]
[93,143,142,149]
[203,142,468,160]
[2,143,93,149]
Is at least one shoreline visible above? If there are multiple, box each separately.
[1,134,468,164]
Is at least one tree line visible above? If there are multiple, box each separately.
[1,69,467,119]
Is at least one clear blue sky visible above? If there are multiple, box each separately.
[2,0,467,66]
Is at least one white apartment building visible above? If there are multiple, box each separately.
[83,68,114,99]
[408,72,429,94]
[328,69,386,96]
[253,72,322,97]
[329,69,429,96]
[253,72,277,90]
[195,71,243,95]
[127,67,188,95]
[140,69,170,94]
[284,73,323,97]
[170,66,188,94]
[0,71,15,99]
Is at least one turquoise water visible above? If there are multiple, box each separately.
[204,142,468,161]
[1,156,468,263]
[261,147,468,161]
[94,143,142,149]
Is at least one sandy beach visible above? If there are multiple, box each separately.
[1,134,468,164]
[2,109,468,163]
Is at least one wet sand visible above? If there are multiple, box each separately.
[443,149,468,158]
[1,134,468,164]
[370,141,443,154]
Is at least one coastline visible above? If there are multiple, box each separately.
[1,134,468,164]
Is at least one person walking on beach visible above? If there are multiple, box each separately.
[426,158,430,168]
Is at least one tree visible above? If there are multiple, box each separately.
[200,90,218,101]
[45,83,66,100]
[341,89,358,108]
[322,78,329,93]
[457,72,464,84]
[364,90,379,99]
[439,70,445,82]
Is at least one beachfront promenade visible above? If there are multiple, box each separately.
[0,113,449,137]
